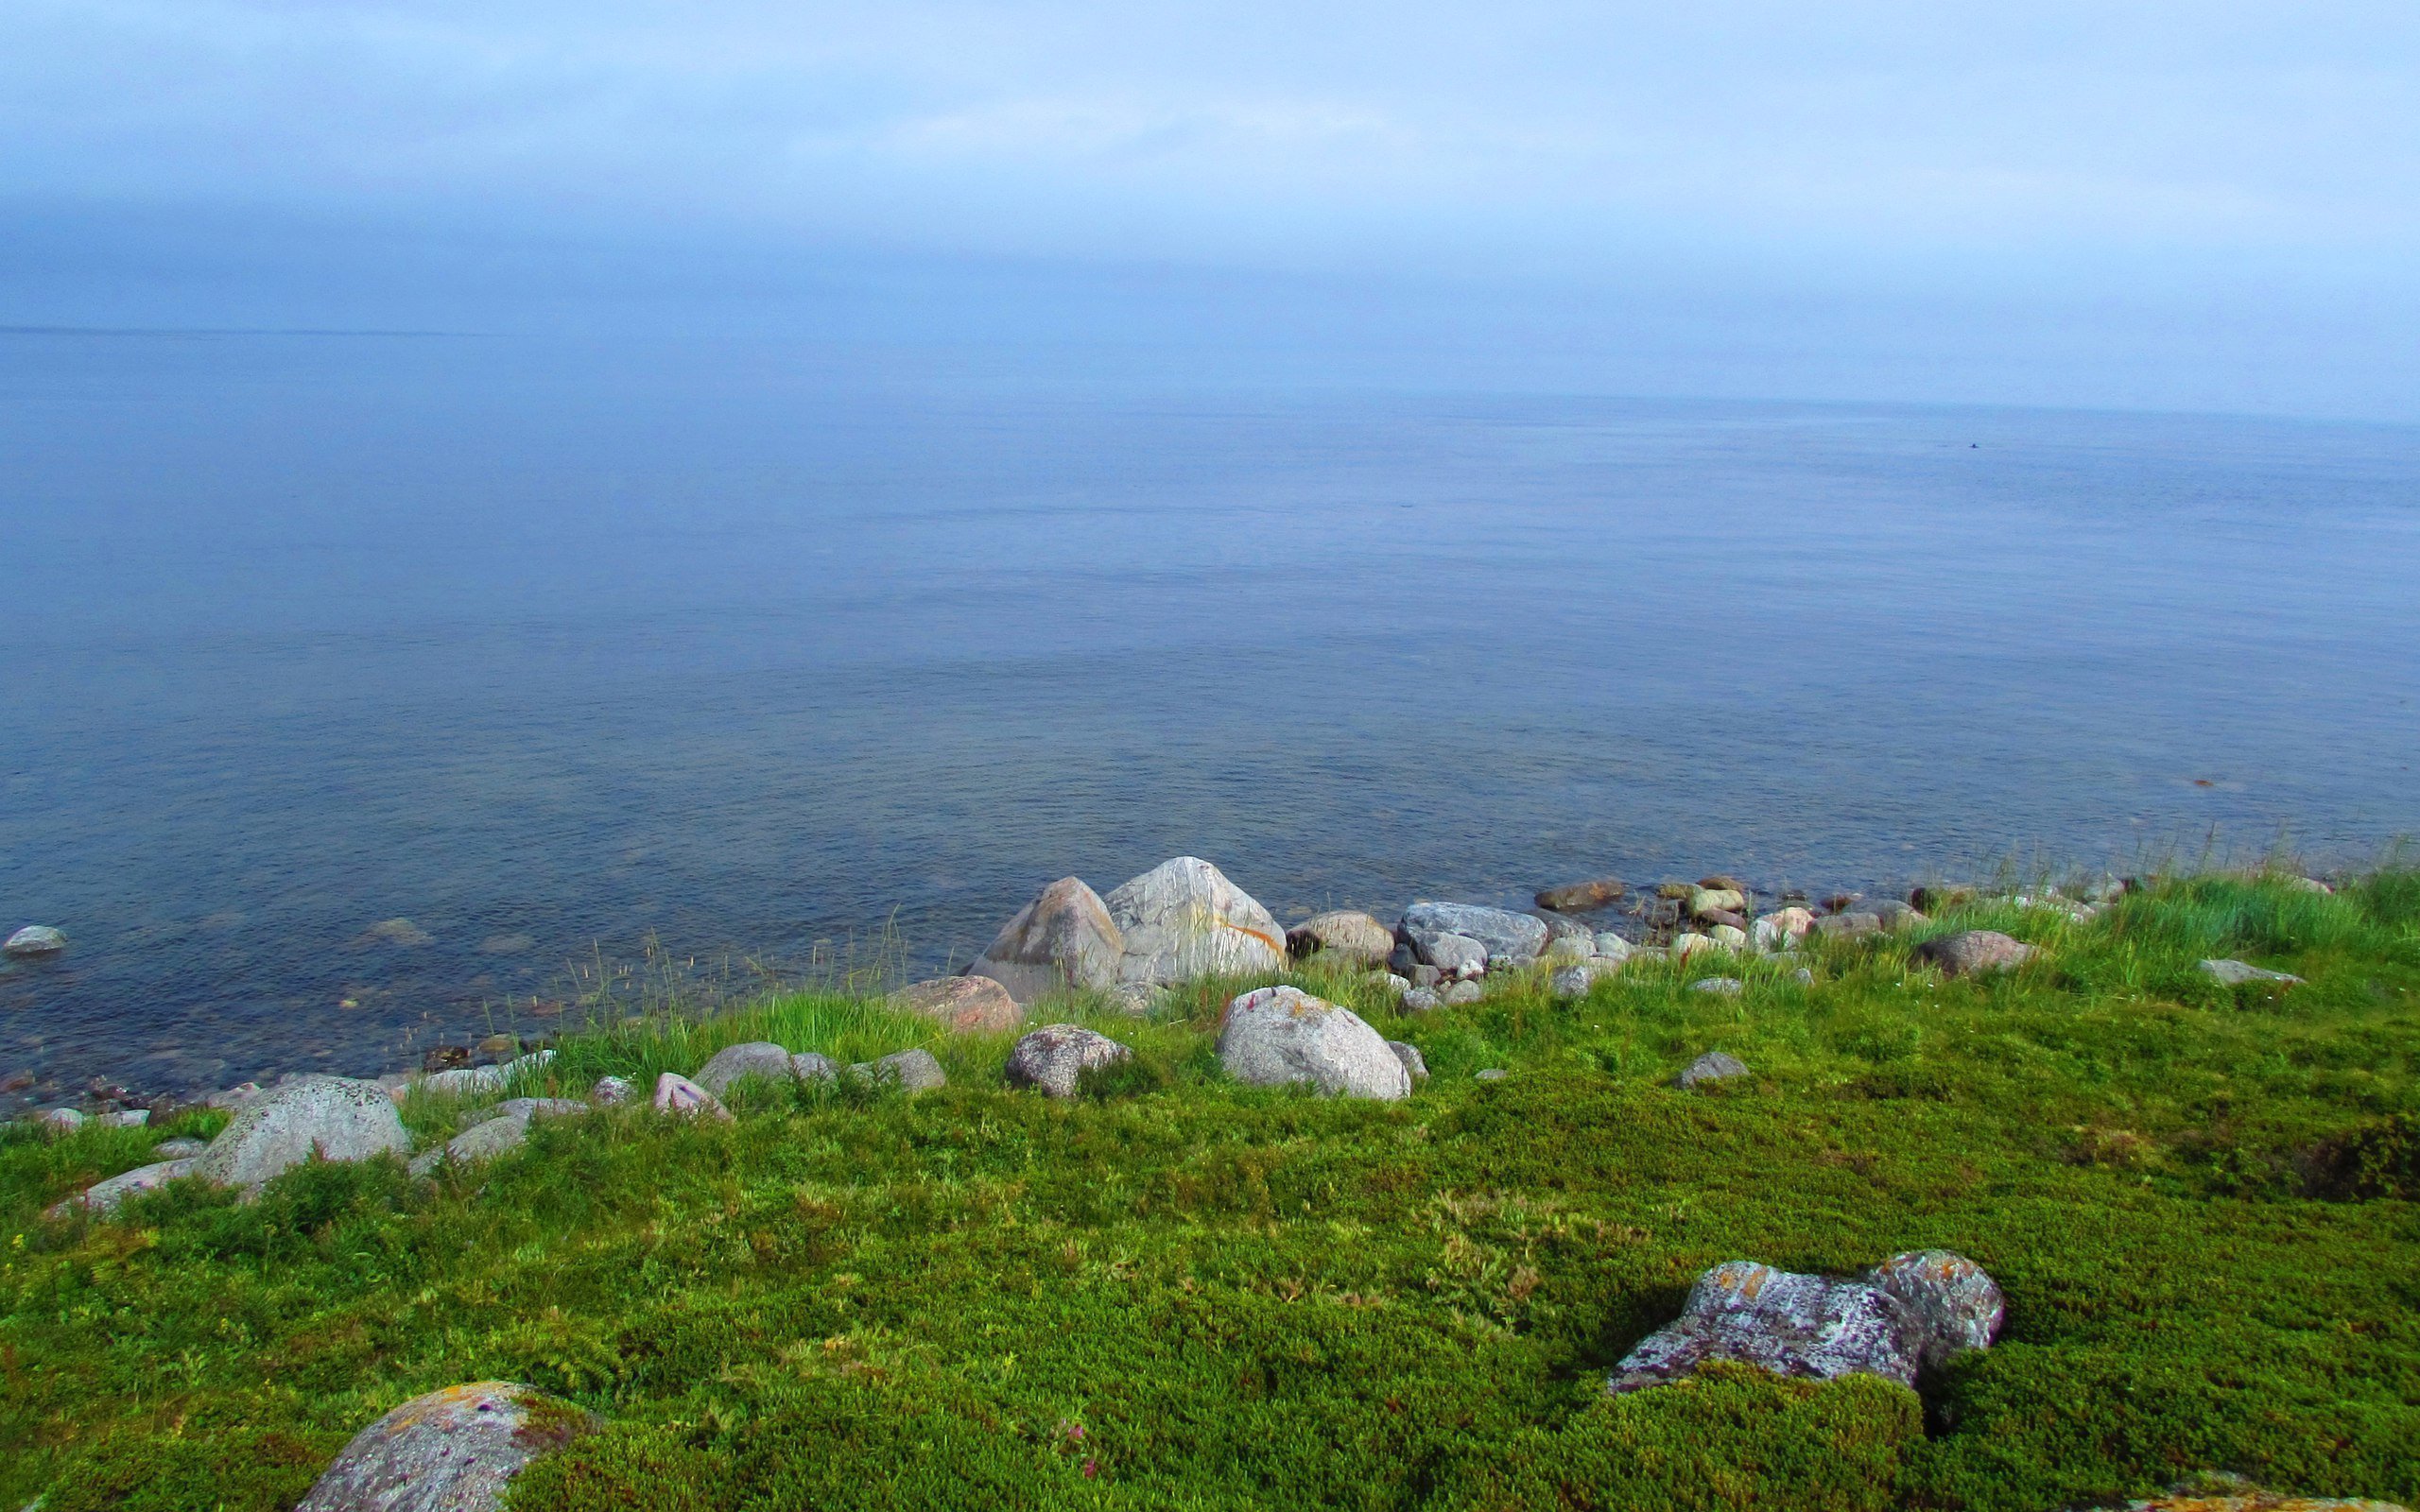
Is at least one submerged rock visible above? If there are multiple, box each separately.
[295,1381,597,1512]
[4,924,66,956]
[1104,856,1288,986]
[1286,910,1397,968]
[1004,1024,1132,1098]
[969,876,1126,1004]
[1536,876,1626,913]
[1217,986,1409,1099]
[892,975,1027,1034]
[194,1075,410,1190]
[1398,902,1548,968]
[2200,958,2305,988]
[360,918,434,948]
[1689,887,1747,919]
[1914,930,2038,976]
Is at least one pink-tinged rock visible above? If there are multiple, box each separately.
[652,1072,732,1122]
[1004,1024,1133,1098]
[892,975,1028,1034]
[1913,930,2039,976]
[969,876,1126,1004]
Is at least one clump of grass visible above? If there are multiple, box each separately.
[3,868,2416,1511]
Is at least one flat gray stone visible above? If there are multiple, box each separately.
[590,1075,634,1105]
[1442,980,1483,1005]
[891,975,1027,1034]
[295,1381,596,1512]
[1003,1024,1132,1098]
[1549,965,1595,999]
[1673,1051,1750,1088]
[194,1075,410,1189]
[1591,932,1635,962]
[4,925,66,956]
[409,1112,536,1177]
[1474,1068,1508,1082]
[1217,986,1409,1099]
[1814,912,1882,939]
[1103,856,1288,986]
[152,1136,208,1160]
[2199,958,2304,988]
[1398,902,1548,968]
[1535,877,1625,913]
[1400,987,1442,1013]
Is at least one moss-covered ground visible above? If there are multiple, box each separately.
[5,871,2417,1510]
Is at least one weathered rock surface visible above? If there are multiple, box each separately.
[38,1107,85,1133]
[893,975,1028,1034]
[1673,1052,1750,1088]
[1216,986,1409,1099]
[1103,856,1288,986]
[590,1075,634,1106]
[1475,1068,1508,1082]
[195,1075,410,1189]
[1914,930,2039,976]
[1103,982,1160,1017]
[1443,980,1484,1005]
[1400,987,1442,1013]
[1689,977,1744,995]
[1398,902,1548,968]
[294,1381,596,1512]
[1285,910,1397,968]
[48,1157,199,1217]
[851,1047,946,1092]
[1549,965,1594,1000]
[1690,887,1747,918]
[1609,1251,2000,1393]
[1371,971,1411,999]
[653,1072,732,1121]
[1909,885,1975,914]
[1422,932,1489,978]
[1387,1040,1429,1083]
[694,1042,801,1095]
[1813,912,1882,939]
[969,876,1126,1004]
[1535,877,1626,913]
[152,1136,208,1160]
[1592,932,1634,963]
[1751,908,1816,951]
[2200,958,2305,988]
[1670,932,1714,959]
[409,1113,538,1177]
[1004,1024,1132,1098]
[4,924,66,956]
[422,1051,556,1100]
[1706,924,1749,951]
[2094,1495,2406,1511]
[1867,900,1925,931]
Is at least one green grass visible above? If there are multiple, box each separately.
[5,869,2419,1511]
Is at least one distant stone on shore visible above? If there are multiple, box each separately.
[1549,965,1593,1000]
[1535,876,1626,913]
[1592,932,1634,963]
[1689,977,1744,996]
[851,1047,946,1093]
[1443,980,1483,1005]
[653,1072,732,1121]
[195,1074,410,1190]
[1004,1024,1132,1098]
[1751,908,1815,950]
[1217,986,1409,1100]
[4,924,66,956]
[295,1381,597,1512]
[1909,885,1975,914]
[1104,856,1288,986]
[1286,910,1396,968]
[1690,887,1747,919]
[47,1157,199,1217]
[696,1042,806,1094]
[590,1075,633,1105]
[2200,958,2305,988]
[1399,902,1548,969]
[892,975,1027,1034]
[411,1098,589,1176]
[1673,1052,1750,1088]
[1914,930,2038,977]
[1814,912,1882,940]
[1400,987,1442,1013]
[1609,1249,2001,1394]
[969,876,1126,1004]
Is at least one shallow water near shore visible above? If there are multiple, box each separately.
[4,331,2418,1098]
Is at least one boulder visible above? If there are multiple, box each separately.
[1655,882,1697,901]
[48,1158,199,1218]
[1689,887,1747,918]
[1004,1024,1133,1098]
[2286,876,2335,896]
[1475,1068,1509,1082]
[153,1136,208,1160]
[1673,1051,1750,1088]
[695,1041,803,1094]
[1549,965,1594,1000]
[1543,934,1594,965]
[421,1050,556,1100]
[1909,885,1975,914]
[409,1113,537,1177]
[294,1381,596,1512]
[1400,988,1443,1013]
[1398,902,1548,968]
[4,924,66,956]
[1813,912,1882,939]
[1670,932,1714,959]
[2200,958,2305,988]
[969,876,1126,1004]
[1914,931,2038,977]
[37,1107,85,1133]
[1370,971,1411,999]
[652,1072,732,1121]
[1533,911,1597,947]
[1698,908,1747,932]
[1103,982,1160,1017]
[1103,856,1288,985]
[1867,900,1925,931]
[1609,1251,1999,1394]
[206,1083,262,1109]
[1443,980,1484,1005]
[1706,924,1748,951]
[590,1075,634,1106]
[194,1075,410,1189]
[851,1048,946,1093]
[1423,932,1489,978]
[1750,908,1816,951]
[1689,977,1744,996]
[1792,967,1817,986]
[1699,874,1747,891]
[1408,963,1443,988]
[1285,911,1397,968]
[488,1096,589,1124]
[791,1052,840,1081]
[891,976,1027,1034]
[1387,1041,1429,1083]
[1216,986,1409,1099]
[1592,932,1635,962]
[1535,877,1625,913]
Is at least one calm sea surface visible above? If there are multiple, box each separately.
[4,332,2417,1099]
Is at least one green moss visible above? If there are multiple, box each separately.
[4,869,2417,1510]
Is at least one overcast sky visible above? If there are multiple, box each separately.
[6,1,2418,413]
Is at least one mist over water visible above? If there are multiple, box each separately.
[4,330,2417,1097]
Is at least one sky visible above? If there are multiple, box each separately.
[5,0,2418,415]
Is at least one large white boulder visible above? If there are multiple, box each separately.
[194,1075,411,1189]
[1104,857,1288,986]
[969,876,1127,1004]
[1216,986,1409,1100]
[295,1381,596,1512]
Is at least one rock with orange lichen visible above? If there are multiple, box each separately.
[1609,1250,2002,1394]
[1104,856,1288,986]
[295,1381,596,1512]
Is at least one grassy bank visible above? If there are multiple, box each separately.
[5,870,2418,1510]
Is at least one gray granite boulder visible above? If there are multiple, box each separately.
[2199,958,2304,988]
[851,1047,946,1093]
[1217,986,1409,1099]
[4,924,66,956]
[194,1075,410,1189]
[1400,987,1442,1013]
[48,1157,199,1217]
[1914,930,2038,976]
[969,876,1127,1004]
[695,1041,803,1095]
[1104,856,1288,985]
[409,1114,532,1177]
[295,1381,596,1512]
[1442,980,1484,1005]
[1387,1040,1429,1083]
[1592,932,1634,962]
[590,1075,634,1105]
[1003,1024,1132,1098]
[1689,887,1746,919]
[1423,932,1488,979]
[37,1107,85,1133]
[1286,910,1397,968]
[1673,1051,1750,1088]
[1549,965,1594,1000]
[653,1072,732,1121]
[1689,977,1744,996]
[892,975,1027,1034]
[1399,902,1548,968]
